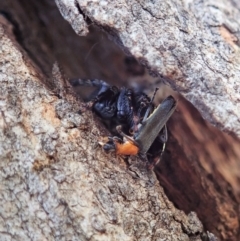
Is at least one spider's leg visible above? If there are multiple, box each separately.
[70,78,108,88]
[70,78,118,101]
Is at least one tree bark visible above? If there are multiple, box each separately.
[55,1,240,239]
[0,0,240,240]
[56,0,240,138]
[0,16,207,241]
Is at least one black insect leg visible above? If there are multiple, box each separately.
[116,125,138,146]
[131,91,152,128]
[102,136,123,153]
[70,78,115,100]
[142,88,159,122]
[153,126,168,165]
[70,78,108,88]
[159,124,168,144]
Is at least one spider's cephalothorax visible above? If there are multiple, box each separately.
[71,78,177,167]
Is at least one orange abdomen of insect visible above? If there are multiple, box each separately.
[115,141,139,155]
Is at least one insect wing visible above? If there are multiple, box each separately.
[135,95,177,154]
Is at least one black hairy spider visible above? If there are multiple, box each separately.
[71,78,177,167]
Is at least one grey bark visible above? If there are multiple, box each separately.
[0,17,209,241]
[56,0,240,137]
[1,0,239,240]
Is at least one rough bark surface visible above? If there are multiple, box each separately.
[1,0,240,241]
[156,92,240,241]
[0,18,206,241]
[56,0,240,138]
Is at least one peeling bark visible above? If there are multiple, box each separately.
[56,0,240,137]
